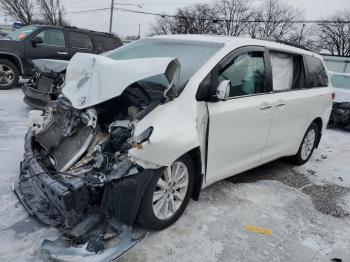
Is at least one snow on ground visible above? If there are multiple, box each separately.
[0,89,350,262]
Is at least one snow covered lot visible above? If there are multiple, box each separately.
[0,88,350,262]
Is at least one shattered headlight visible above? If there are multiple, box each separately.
[129,126,154,149]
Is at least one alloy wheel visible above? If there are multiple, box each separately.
[152,161,189,220]
[0,64,15,87]
[301,128,316,161]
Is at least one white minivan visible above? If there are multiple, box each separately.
[16,35,332,259]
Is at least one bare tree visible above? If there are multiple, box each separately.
[249,0,302,40]
[37,0,69,26]
[286,24,320,51]
[151,15,177,35]
[151,4,217,35]
[317,11,350,56]
[175,4,217,34]
[214,0,252,36]
[0,0,36,24]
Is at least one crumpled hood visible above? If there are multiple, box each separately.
[62,53,178,109]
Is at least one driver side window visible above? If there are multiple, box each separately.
[219,51,266,97]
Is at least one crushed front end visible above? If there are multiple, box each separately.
[14,53,180,261]
[22,59,67,110]
[14,97,159,260]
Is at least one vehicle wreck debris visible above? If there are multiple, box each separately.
[330,102,350,129]
[14,53,181,261]
[22,59,68,109]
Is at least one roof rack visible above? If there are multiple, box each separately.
[63,25,78,29]
[35,24,118,38]
[255,37,311,51]
[62,25,116,37]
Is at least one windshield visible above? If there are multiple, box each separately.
[106,38,224,88]
[330,74,350,90]
[6,25,37,41]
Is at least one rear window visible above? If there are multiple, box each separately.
[6,25,37,40]
[69,32,94,49]
[305,55,328,87]
[330,74,350,90]
[94,35,122,51]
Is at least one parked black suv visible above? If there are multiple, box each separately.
[0,25,122,89]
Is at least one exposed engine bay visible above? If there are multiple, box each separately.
[14,54,181,261]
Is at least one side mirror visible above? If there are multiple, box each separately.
[31,36,43,47]
[216,80,230,101]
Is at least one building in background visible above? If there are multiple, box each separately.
[322,55,350,74]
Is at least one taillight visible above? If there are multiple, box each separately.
[332,92,336,100]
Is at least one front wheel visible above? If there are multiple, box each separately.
[137,155,194,230]
[289,123,319,165]
[0,59,19,90]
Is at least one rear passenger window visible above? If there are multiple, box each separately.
[305,55,328,87]
[69,32,94,49]
[95,35,121,51]
[270,51,306,91]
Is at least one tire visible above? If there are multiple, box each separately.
[0,59,20,90]
[289,123,319,165]
[137,155,195,230]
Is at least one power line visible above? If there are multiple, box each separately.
[100,7,350,24]
[2,6,350,24]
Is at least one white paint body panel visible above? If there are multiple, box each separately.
[205,95,274,185]
[66,35,332,189]
[261,88,332,164]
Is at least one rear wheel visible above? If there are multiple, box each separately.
[137,155,194,230]
[289,123,319,165]
[0,59,19,90]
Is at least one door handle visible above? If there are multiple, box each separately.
[260,103,272,110]
[276,103,286,107]
[57,51,68,55]
[275,100,286,107]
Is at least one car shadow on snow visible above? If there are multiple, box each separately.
[227,160,350,218]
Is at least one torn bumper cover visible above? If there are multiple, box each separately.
[13,131,161,261]
[22,59,67,110]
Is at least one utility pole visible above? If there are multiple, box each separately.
[108,1,142,34]
[298,24,306,45]
[138,23,141,39]
[109,0,114,33]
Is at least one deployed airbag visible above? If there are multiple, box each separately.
[270,52,294,91]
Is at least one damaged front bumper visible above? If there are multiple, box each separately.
[330,102,350,129]
[13,131,161,261]
[22,83,58,110]
[22,59,67,110]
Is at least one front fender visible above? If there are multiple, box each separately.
[128,98,199,168]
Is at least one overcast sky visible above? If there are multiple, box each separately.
[1,0,350,37]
